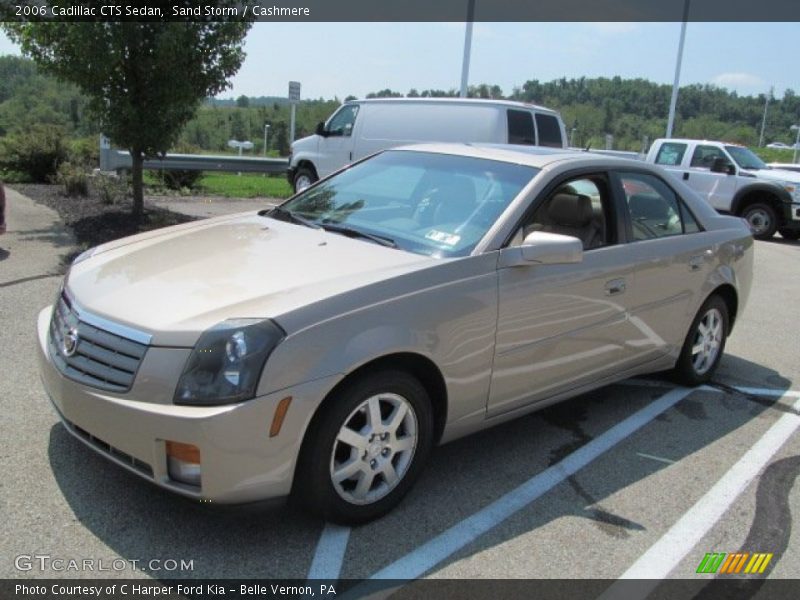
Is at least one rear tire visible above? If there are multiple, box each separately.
[671,295,729,386]
[292,370,433,524]
[293,167,317,193]
[740,202,778,240]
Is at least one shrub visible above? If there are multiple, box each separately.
[92,172,129,205]
[69,137,100,167]
[56,161,89,197]
[0,125,68,182]
[158,169,204,191]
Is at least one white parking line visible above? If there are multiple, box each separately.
[636,452,676,465]
[307,523,351,581]
[602,393,800,596]
[359,387,694,581]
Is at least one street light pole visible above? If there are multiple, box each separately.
[459,0,476,98]
[759,87,773,147]
[263,124,270,156]
[791,125,800,164]
[666,0,691,139]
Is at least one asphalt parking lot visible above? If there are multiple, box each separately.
[1,188,798,588]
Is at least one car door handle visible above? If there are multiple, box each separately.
[605,278,626,295]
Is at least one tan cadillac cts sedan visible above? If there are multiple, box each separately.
[37,144,753,523]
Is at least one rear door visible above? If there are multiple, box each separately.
[612,169,712,353]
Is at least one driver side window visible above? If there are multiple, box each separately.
[326,105,359,137]
[511,176,613,251]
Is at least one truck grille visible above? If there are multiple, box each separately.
[48,292,148,393]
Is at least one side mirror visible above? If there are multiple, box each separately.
[500,231,584,268]
[315,122,328,137]
[710,157,735,175]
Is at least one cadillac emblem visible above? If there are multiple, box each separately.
[62,326,79,357]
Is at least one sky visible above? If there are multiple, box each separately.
[0,22,796,101]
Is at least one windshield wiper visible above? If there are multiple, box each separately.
[320,221,397,248]
[260,206,322,230]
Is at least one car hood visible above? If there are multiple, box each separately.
[66,212,433,346]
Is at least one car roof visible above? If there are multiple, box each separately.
[346,97,558,114]
[390,142,646,170]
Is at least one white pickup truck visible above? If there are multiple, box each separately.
[646,138,800,240]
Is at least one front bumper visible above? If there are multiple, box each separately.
[37,306,339,504]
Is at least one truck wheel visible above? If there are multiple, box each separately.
[671,295,728,386]
[778,227,800,241]
[740,203,777,240]
[293,167,317,193]
[292,370,434,524]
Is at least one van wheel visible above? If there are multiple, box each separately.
[293,167,317,193]
[293,370,433,524]
[740,203,777,240]
[671,295,728,386]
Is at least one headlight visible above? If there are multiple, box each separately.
[174,319,285,406]
[782,183,800,201]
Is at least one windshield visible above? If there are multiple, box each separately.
[725,146,767,170]
[280,150,538,257]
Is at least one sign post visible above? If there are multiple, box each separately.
[289,81,301,144]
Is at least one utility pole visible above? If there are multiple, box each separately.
[460,0,476,98]
[666,0,691,139]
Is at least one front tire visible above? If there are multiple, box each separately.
[293,370,434,524]
[672,295,729,386]
[293,166,317,193]
[740,202,778,240]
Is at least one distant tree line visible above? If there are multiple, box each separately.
[2,55,798,166]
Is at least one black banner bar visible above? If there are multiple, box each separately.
[3,0,800,23]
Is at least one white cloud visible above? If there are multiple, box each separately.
[710,72,765,89]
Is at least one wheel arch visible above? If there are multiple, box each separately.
[731,184,789,225]
[709,283,738,334]
[293,352,449,484]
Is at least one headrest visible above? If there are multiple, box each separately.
[548,193,593,227]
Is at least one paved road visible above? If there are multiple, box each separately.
[2,189,798,588]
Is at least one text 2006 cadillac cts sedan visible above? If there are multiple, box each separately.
[37,144,753,523]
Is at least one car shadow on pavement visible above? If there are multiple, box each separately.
[48,353,793,580]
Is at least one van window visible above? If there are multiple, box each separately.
[326,105,359,137]
[535,113,563,147]
[507,110,535,145]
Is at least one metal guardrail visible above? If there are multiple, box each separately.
[99,137,288,174]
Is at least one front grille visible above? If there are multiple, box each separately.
[48,293,148,392]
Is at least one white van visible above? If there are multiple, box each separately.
[287,98,568,192]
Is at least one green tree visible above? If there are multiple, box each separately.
[4,17,250,216]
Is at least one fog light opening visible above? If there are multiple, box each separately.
[166,441,202,487]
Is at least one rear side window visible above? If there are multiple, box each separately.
[507,110,535,145]
[535,113,563,147]
[654,142,687,166]
[619,172,699,241]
